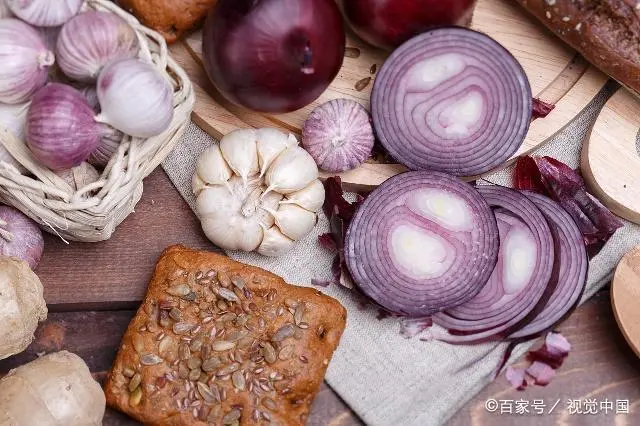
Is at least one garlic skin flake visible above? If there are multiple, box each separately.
[194,128,324,256]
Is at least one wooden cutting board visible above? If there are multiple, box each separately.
[169,0,608,191]
[611,245,640,358]
[582,87,640,224]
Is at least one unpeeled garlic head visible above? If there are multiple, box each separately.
[193,128,325,256]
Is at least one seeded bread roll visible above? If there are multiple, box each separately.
[104,245,346,426]
[515,0,640,94]
[116,0,217,43]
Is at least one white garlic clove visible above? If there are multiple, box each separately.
[200,216,263,252]
[280,179,325,212]
[196,186,238,218]
[257,226,296,257]
[219,129,259,186]
[192,174,206,196]
[256,128,299,177]
[196,144,233,188]
[264,146,319,195]
[267,204,318,241]
[257,190,284,228]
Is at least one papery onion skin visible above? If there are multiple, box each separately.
[0,205,44,270]
[26,83,104,170]
[202,0,345,113]
[96,58,173,138]
[432,186,555,343]
[371,28,532,177]
[57,11,139,83]
[508,191,588,339]
[340,0,477,50]
[7,0,83,26]
[0,102,29,172]
[88,129,122,168]
[0,19,54,104]
[345,171,499,317]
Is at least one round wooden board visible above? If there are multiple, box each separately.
[611,246,640,359]
[171,0,608,191]
[582,88,640,224]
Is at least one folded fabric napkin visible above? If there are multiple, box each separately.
[162,81,640,425]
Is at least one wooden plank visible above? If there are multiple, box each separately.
[450,290,640,425]
[35,169,214,310]
[0,311,362,426]
[174,0,608,191]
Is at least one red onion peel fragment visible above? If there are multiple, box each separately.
[513,156,623,256]
[432,186,554,343]
[532,98,555,120]
[505,366,527,391]
[525,361,556,386]
[345,171,499,317]
[302,99,374,173]
[372,27,532,177]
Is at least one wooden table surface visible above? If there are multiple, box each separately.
[2,169,639,425]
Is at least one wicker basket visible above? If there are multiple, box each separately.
[0,0,195,242]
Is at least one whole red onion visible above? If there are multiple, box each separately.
[202,0,345,113]
[26,83,105,170]
[340,0,477,50]
[0,205,44,270]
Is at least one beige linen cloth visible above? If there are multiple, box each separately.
[162,81,640,425]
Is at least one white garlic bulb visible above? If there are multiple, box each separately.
[194,128,324,257]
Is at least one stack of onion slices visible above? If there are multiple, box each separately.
[345,172,588,341]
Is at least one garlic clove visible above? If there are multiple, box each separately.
[201,215,263,252]
[256,128,298,177]
[219,129,259,186]
[192,174,206,196]
[280,179,325,212]
[257,190,284,228]
[257,226,296,257]
[236,218,264,252]
[266,204,318,241]
[196,144,233,188]
[196,186,238,218]
[264,146,319,195]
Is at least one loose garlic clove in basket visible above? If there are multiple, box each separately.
[194,128,324,256]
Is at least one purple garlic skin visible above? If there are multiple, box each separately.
[0,205,44,270]
[302,98,374,172]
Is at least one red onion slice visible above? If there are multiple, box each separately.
[371,27,531,177]
[432,186,554,342]
[344,171,499,317]
[509,192,588,339]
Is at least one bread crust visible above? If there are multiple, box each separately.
[105,245,347,425]
[515,0,640,93]
[116,0,217,43]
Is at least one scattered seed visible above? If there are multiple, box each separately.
[187,356,202,370]
[226,330,249,343]
[235,314,249,327]
[262,396,277,410]
[129,387,142,406]
[267,289,277,301]
[203,316,214,324]
[159,310,170,327]
[189,368,202,381]
[370,63,377,74]
[284,299,298,309]
[262,411,272,421]
[222,408,242,425]
[169,308,182,322]
[141,354,163,365]
[212,341,236,352]
[294,328,304,340]
[122,367,135,378]
[272,324,295,342]
[178,362,190,379]
[218,288,240,303]
[146,320,159,333]
[263,342,277,364]
[173,322,194,334]
[253,409,261,421]
[197,382,216,403]
[276,306,284,316]
[217,271,232,288]
[232,371,246,390]
[128,374,142,392]
[217,362,240,376]
[278,345,294,360]
[167,284,191,297]
[132,334,145,354]
[216,328,226,338]
[355,77,372,91]
[217,300,229,310]
[300,355,309,363]
[217,312,237,323]
[294,303,305,325]
[298,322,310,329]
[190,338,204,353]
[237,336,253,349]
[191,325,202,335]
[345,47,361,58]
[231,276,245,289]
[202,357,222,372]
[158,336,175,356]
[220,388,228,400]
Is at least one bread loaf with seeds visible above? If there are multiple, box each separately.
[104,245,346,425]
[515,0,640,93]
